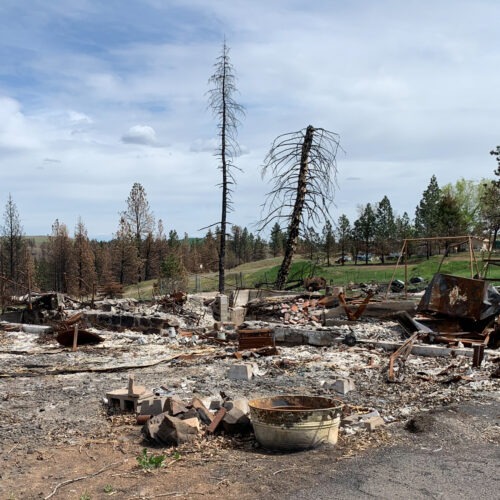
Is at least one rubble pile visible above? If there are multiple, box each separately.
[246,295,325,326]
[0,273,499,459]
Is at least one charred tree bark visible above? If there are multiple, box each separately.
[276,126,314,289]
[219,60,228,294]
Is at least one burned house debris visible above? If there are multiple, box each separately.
[0,270,499,498]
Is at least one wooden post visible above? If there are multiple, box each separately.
[404,240,408,299]
[468,236,474,278]
[72,324,79,352]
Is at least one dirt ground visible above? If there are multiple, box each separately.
[1,317,499,499]
[1,400,498,500]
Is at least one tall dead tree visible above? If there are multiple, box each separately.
[207,41,244,293]
[259,126,341,289]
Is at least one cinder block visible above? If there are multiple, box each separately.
[230,306,246,326]
[333,378,355,395]
[139,397,166,416]
[363,416,385,432]
[227,363,253,381]
[216,294,229,322]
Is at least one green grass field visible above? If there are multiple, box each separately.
[123,251,500,299]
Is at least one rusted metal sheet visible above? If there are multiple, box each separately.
[418,274,493,321]
[338,291,374,321]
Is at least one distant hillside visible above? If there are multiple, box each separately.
[25,235,49,246]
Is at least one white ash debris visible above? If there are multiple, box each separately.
[328,320,406,342]
[94,297,138,312]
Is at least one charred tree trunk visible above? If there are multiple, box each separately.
[276,126,314,289]
[208,41,244,294]
[219,62,228,294]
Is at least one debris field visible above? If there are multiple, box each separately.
[0,274,499,498]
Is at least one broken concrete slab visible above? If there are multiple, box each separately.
[165,395,189,416]
[363,415,386,432]
[230,306,247,326]
[143,412,200,445]
[356,338,493,359]
[223,398,249,415]
[222,407,252,434]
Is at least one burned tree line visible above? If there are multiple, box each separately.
[1,167,499,297]
[0,187,277,297]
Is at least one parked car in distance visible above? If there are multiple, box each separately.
[387,252,402,259]
[356,253,373,262]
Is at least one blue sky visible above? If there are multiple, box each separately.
[0,0,499,239]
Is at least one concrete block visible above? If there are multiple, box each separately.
[227,363,253,381]
[215,294,229,322]
[223,398,249,415]
[106,389,153,412]
[165,395,188,416]
[332,378,355,395]
[342,415,360,426]
[200,397,221,411]
[230,306,247,326]
[181,417,201,431]
[222,407,252,434]
[363,416,385,432]
[143,413,199,445]
[191,397,214,424]
[139,397,166,416]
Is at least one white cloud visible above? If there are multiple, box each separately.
[190,138,218,153]
[68,110,93,124]
[0,96,41,151]
[121,125,158,146]
[0,1,499,237]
